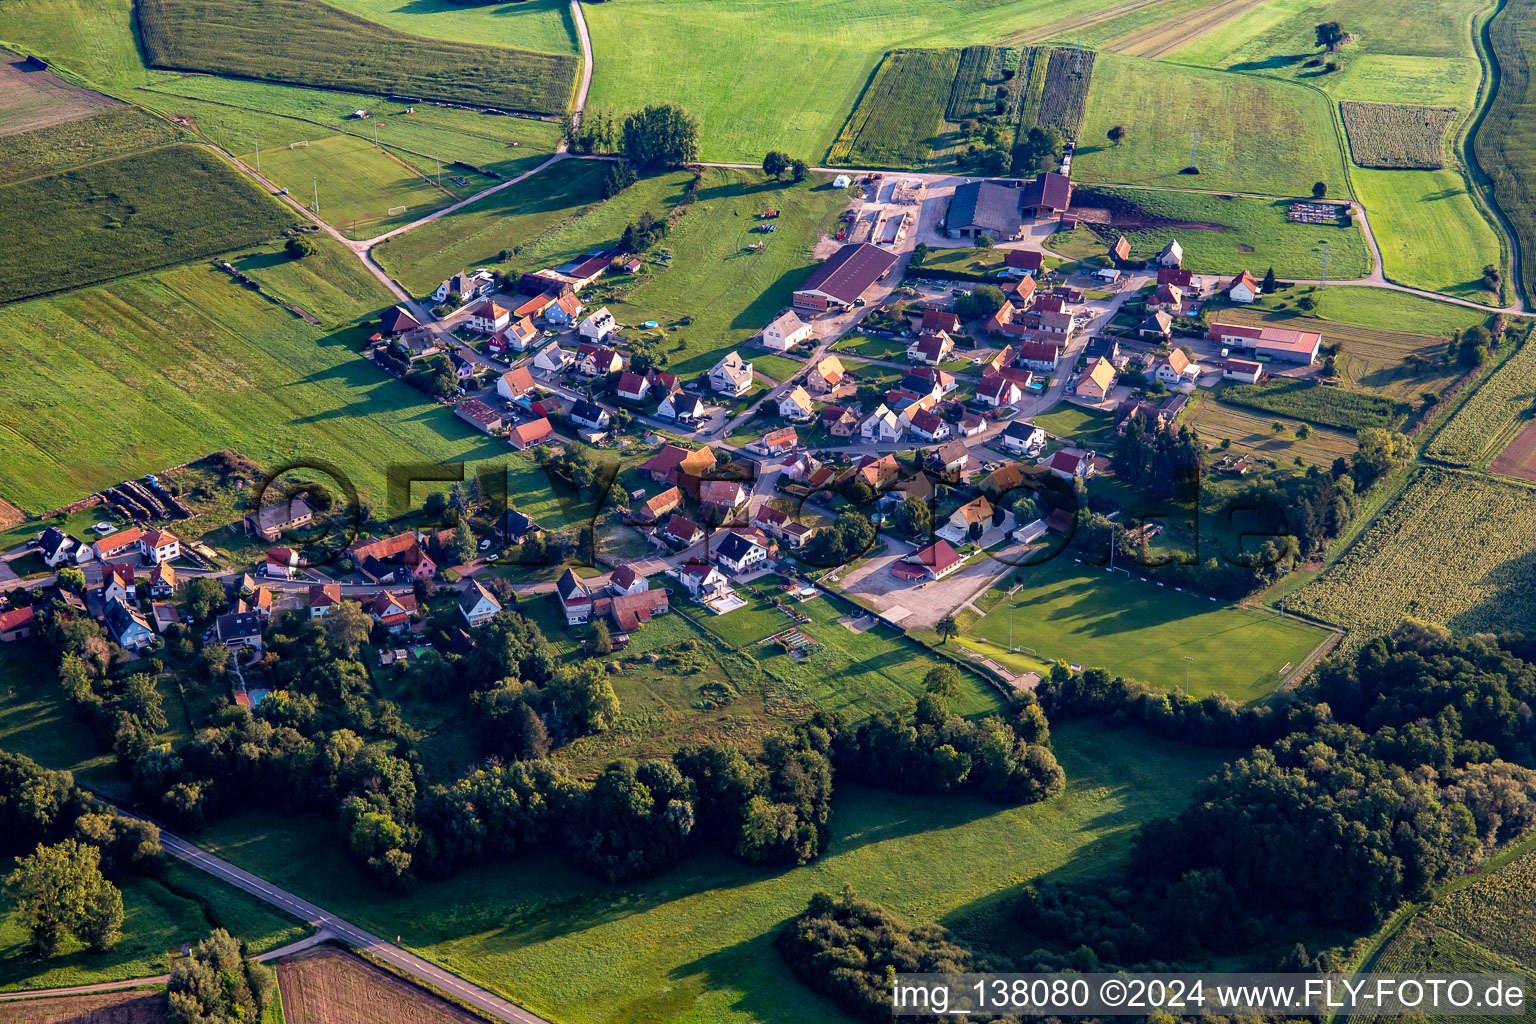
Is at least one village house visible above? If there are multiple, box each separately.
[508,417,554,450]
[655,389,706,424]
[642,444,716,486]
[501,507,542,545]
[1110,236,1132,264]
[147,562,176,599]
[673,560,732,602]
[591,586,669,632]
[460,578,503,628]
[467,300,512,334]
[855,453,900,491]
[859,404,901,442]
[101,563,135,605]
[1226,270,1262,303]
[1001,420,1046,455]
[939,496,994,544]
[1019,171,1072,216]
[308,583,342,617]
[1224,358,1264,384]
[569,399,611,432]
[699,479,749,514]
[780,451,822,483]
[897,373,943,403]
[106,600,154,650]
[631,485,683,524]
[579,307,617,342]
[1138,310,1174,342]
[1151,282,1184,312]
[820,405,859,437]
[892,539,964,581]
[1015,339,1063,372]
[762,309,813,351]
[751,426,799,456]
[497,366,538,403]
[977,374,1024,408]
[379,305,422,337]
[433,270,493,304]
[1154,348,1202,386]
[1075,356,1117,401]
[662,513,706,549]
[94,526,142,562]
[778,385,814,422]
[455,399,505,434]
[37,527,76,567]
[957,412,986,437]
[807,355,846,394]
[906,330,954,366]
[1158,266,1196,290]
[512,289,558,321]
[0,606,37,643]
[926,439,971,477]
[1048,450,1095,480]
[350,533,436,583]
[367,591,419,633]
[909,365,958,395]
[544,291,585,327]
[574,343,623,377]
[213,610,262,651]
[615,371,652,404]
[1157,240,1184,268]
[490,316,540,355]
[1005,249,1044,276]
[908,409,950,442]
[152,602,181,633]
[533,343,574,374]
[1207,322,1322,364]
[709,351,755,397]
[263,546,297,579]
[715,531,769,575]
[792,242,900,311]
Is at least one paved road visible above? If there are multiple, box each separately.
[155,830,553,1024]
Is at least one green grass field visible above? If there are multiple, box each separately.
[966,558,1331,700]
[1355,167,1503,303]
[136,0,578,116]
[141,75,563,188]
[256,134,454,235]
[1027,406,1116,446]
[0,0,167,98]
[1070,187,1371,280]
[0,105,184,184]
[1246,283,1487,337]
[1073,53,1350,197]
[0,262,560,515]
[323,0,578,56]
[0,144,296,304]
[581,0,1133,163]
[227,235,395,327]
[376,157,606,297]
[178,718,1226,1024]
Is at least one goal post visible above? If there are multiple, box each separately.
[289,140,309,149]
[388,206,408,215]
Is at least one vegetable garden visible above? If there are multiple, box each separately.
[1424,333,1536,466]
[1340,101,1456,169]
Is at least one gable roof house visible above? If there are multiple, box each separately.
[892,539,963,581]
[859,404,901,442]
[467,300,512,334]
[807,355,846,394]
[1004,249,1044,275]
[977,373,1024,408]
[433,270,493,304]
[641,444,716,485]
[921,308,962,335]
[579,307,617,341]
[1226,270,1262,303]
[856,453,900,491]
[350,532,436,583]
[714,531,769,575]
[501,506,542,544]
[106,600,155,650]
[672,559,731,600]
[820,405,859,437]
[751,426,800,456]
[906,330,954,366]
[533,343,574,374]
[574,343,623,377]
[908,408,950,442]
[455,399,505,435]
[1014,339,1063,372]
[1001,420,1046,454]
[1138,310,1174,341]
[100,563,136,605]
[778,386,814,422]
[655,389,706,424]
[615,371,652,404]
[541,289,585,326]
[957,412,986,437]
[792,243,900,311]
[147,561,176,598]
[1224,358,1264,384]
[37,527,76,567]
[379,305,423,336]
[661,513,706,549]
[490,316,540,355]
[367,590,419,633]
[1048,450,1095,480]
[939,496,995,544]
[556,568,595,625]
[594,588,670,633]
[94,526,142,562]
[762,309,813,351]
[570,399,611,431]
[0,606,37,643]
[497,366,538,403]
[1157,240,1184,267]
[709,351,755,397]
[1075,356,1117,401]
[946,180,1024,240]
[307,583,342,618]
[1020,171,1073,215]
[460,579,503,628]
[608,564,648,596]
[1110,236,1132,264]
[508,417,555,450]
[1154,347,1202,385]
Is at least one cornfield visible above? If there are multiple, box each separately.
[1425,334,1536,466]
[1340,101,1456,169]
[829,48,960,167]
[1290,468,1536,648]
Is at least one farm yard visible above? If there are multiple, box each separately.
[1217,379,1410,432]
[181,720,1226,1024]
[1290,468,1536,648]
[135,0,578,116]
[963,557,1332,701]
[1073,53,1350,197]
[1215,299,1477,403]
[828,48,960,168]
[1339,101,1456,169]
[1424,334,1536,467]
[0,145,296,304]
[1065,187,1371,280]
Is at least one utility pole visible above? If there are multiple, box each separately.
[435,153,441,187]
[1183,656,1194,695]
[312,176,319,216]
[373,121,380,149]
